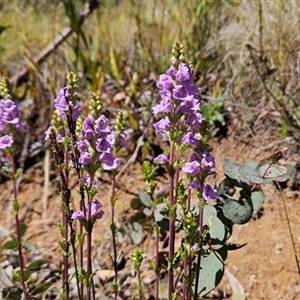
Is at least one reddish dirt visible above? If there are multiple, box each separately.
[1,136,300,299]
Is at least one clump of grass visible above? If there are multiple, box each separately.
[204,0,300,146]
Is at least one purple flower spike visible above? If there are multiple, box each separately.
[202,184,218,201]
[0,134,13,149]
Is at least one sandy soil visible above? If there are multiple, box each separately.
[0,136,299,300]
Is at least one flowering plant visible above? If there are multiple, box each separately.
[1,44,294,300]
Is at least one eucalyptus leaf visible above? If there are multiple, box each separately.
[239,164,263,184]
[223,199,253,224]
[138,188,152,207]
[193,246,224,297]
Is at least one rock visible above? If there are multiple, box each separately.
[98,269,115,284]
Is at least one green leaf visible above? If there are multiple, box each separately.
[28,259,49,271]
[2,286,23,300]
[31,281,54,295]
[19,223,27,237]
[130,198,144,210]
[3,238,17,250]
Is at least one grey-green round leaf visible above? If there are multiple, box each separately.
[239,164,263,184]
[223,199,253,224]
[138,188,152,207]
[249,188,264,211]
[193,246,224,297]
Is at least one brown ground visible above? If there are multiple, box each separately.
[1,136,300,300]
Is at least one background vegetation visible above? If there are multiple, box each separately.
[0,0,298,155]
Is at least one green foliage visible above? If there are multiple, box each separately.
[2,286,23,300]
[202,100,226,129]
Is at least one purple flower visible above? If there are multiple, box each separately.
[119,132,129,148]
[95,115,111,134]
[156,74,173,90]
[176,95,200,114]
[83,115,94,128]
[192,243,199,251]
[82,175,99,188]
[54,87,69,111]
[154,154,169,164]
[201,152,215,169]
[2,110,20,124]
[182,132,199,146]
[173,85,188,100]
[72,200,104,222]
[202,184,218,201]
[82,115,95,139]
[77,140,89,151]
[185,112,203,130]
[167,66,177,76]
[72,211,85,220]
[182,161,201,176]
[79,151,92,165]
[100,152,121,170]
[176,63,193,83]
[87,199,104,219]
[153,117,171,134]
[72,106,82,120]
[0,99,23,131]
[0,134,13,149]
[83,127,94,140]
[152,97,172,115]
[189,179,201,190]
[96,138,112,153]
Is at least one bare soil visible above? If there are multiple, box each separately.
[1,136,300,300]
